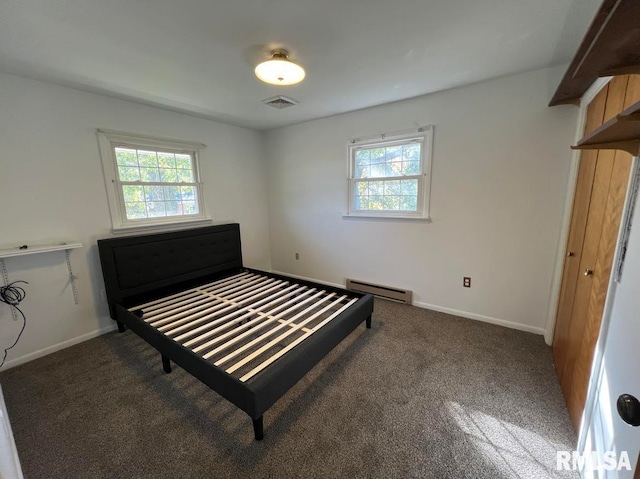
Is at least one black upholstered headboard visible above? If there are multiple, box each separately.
[98,224,243,319]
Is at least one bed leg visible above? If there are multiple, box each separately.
[252,416,264,441]
[366,315,372,329]
[162,355,172,374]
[117,321,126,333]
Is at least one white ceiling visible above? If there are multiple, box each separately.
[0,0,601,130]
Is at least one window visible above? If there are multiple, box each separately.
[97,130,209,231]
[347,127,433,219]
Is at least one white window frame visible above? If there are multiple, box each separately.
[346,126,433,220]
[97,129,211,233]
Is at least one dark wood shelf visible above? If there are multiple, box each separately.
[572,101,640,155]
[549,0,640,107]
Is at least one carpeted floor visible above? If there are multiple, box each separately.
[0,299,577,478]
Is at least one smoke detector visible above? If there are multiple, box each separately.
[262,95,298,109]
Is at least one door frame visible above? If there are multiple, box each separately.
[544,76,613,345]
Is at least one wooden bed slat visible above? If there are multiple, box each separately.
[161,284,303,335]
[197,287,320,357]
[221,293,343,373]
[171,280,291,341]
[147,278,281,327]
[185,285,312,348]
[180,284,321,352]
[140,274,261,319]
[239,297,358,382]
[130,272,250,311]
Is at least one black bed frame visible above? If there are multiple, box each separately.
[98,224,373,440]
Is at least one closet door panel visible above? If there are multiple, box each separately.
[558,75,630,428]
[553,153,597,377]
[553,85,608,380]
[567,152,632,424]
[566,72,637,424]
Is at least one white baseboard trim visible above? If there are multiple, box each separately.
[412,301,545,335]
[271,270,545,336]
[3,323,119,370]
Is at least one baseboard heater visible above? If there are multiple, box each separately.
[345,279,412,304]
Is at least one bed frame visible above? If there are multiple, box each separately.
[97,224,373,440]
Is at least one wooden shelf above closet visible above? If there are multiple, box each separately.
[549,0,640,107]
[572,101,640,155]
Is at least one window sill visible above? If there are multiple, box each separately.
[111,217,214,235]
[342,213,431,222]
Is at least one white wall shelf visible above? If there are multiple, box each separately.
[0,242,83,319]
[0,242,82,259]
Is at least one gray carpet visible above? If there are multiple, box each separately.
[0,299,577,478]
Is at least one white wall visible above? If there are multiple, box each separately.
[0,71,271,368]
[265,66,578,333]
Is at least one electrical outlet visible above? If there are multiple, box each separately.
[295,252,300,260]
[463,277,471,288]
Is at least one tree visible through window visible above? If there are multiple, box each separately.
[347,128,432,219]
[97,130,208,230]
[115,147,199,220]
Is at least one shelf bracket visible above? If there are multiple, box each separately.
[64,249,79,305]
[0,259,19,321]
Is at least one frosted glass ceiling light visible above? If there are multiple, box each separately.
[255,50,305,86]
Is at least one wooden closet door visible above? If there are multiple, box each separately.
[552,74,638,429]
[552,86,607,379]
[565,75,640,425]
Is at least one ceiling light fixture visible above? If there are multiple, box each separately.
[255,49,305,86]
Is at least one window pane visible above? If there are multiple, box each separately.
[369,195,383,210]
[384,162,403,177]
[355,196,370,210]
[370,163,386,178]
[370,148,385,164]
[159,168,178,182]
[355,149,370,166]
[138,150,158,167]
[115,148,138,166]
[384,180,401,195]
[180,186,197,201]
[157,152,176,169]
[402,161,420,175]
[122,185,144,202]
[400,179,418,196]
[400,196,418,211]
[125,202,147,219]
[385,146,402,162]
[403,144,420,161]
[182,201,197,215]
[163,185,181,200]
[356,181,369,195]
[144,185,164,202]
[146,202,166,218]
[383,196,400,210]
[369,181,384,195]
[175,154,192,169]
[165,200,181,216]
[140,168,160,182]
[177,169,194,182]
[118,166,140,181]
[355,165,370,178]
[348,134,428,216]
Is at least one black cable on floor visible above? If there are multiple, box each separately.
[0,281,28,369]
